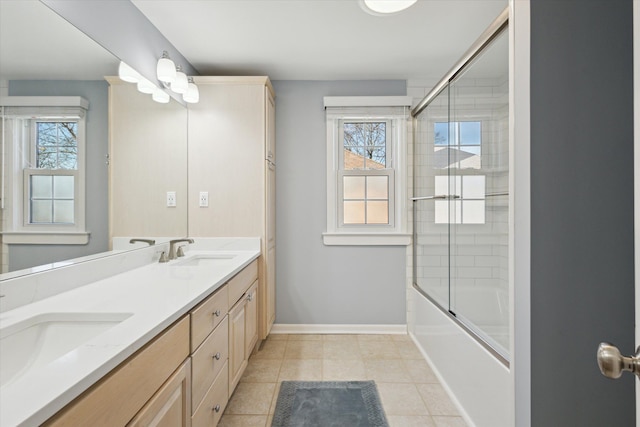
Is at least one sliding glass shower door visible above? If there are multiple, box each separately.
[413,29,509,361]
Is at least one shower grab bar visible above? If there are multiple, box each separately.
[485,192,509,197]
[411,195,460,201]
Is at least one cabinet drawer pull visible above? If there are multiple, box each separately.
[213,352,221,360]
[212,310,221,317]
[213,404,221,413]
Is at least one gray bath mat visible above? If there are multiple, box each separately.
[271,381,389,427]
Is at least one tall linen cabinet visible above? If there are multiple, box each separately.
[188,77,276,341]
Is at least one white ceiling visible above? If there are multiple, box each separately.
[132,0,507,80]
[0,0,507,83]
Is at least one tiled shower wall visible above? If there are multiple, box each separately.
[407,74,509,351]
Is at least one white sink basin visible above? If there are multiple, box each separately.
[0,312,132,387]
[173,254,236,267]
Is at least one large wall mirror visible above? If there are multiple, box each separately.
[0,0,188,276]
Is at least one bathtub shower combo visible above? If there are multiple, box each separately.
[409,8,511,426]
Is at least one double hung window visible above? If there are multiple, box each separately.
[324,96,411,246]
[1,98,88,244]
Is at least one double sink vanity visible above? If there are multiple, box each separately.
[0,238,262,426]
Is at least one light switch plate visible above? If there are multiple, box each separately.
[167,191,176,207]
[199,191,209,207]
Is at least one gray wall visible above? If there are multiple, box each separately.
[530,0,635,425]
[8,80,109,271]
[272,80,407,325]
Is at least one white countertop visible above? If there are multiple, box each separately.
[0,242,260,426]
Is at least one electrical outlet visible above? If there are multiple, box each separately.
[167,191,176,207]
[199,191,209,207]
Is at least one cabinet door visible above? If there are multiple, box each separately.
[245,280,258,357]
[266,245,276,331]
[128,359,191,427]
[266,89,276,248]
[228,297,247,394]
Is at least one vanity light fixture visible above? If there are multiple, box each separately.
[136,77,157,94]
[361,0,417,14]
[152,87,170,104]
[183,77,200,103]
[157,51,177,84]
[118,61,141,83]
[172,65,189,94]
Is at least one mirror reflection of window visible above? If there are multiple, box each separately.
[434,121,481,169]
[434,121,485,224]
[29,121,79,225]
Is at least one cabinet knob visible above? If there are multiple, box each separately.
[212,310,221,317]
[213,352,221,360]
[213,404,221,413]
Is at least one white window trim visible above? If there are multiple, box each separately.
[0,97,89,245]
[323,96,412,246]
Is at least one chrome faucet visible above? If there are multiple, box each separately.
[168,238,194,260]
[129,238,155,246]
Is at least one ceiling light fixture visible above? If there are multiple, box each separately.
[157,51,177,84]
[361,0,417,15]
[171,65,189,94]
[118,61,141,83]
[183,77,200,104]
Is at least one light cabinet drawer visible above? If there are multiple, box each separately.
[191,316,229,414]
[191,361,229,427]
[191,285,228,352]
[228,260,258,307]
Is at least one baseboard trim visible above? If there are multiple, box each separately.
[271,324,408,335]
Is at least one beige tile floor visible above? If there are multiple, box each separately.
[219,333,467,427]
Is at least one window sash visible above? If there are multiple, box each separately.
[338,119,392,170]
[23,168,78,226]
[31,120,79,170]
[337,169,395,228]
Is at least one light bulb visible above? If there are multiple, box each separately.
[118,61,140,83]
[183,79,199,103]
[157,51,177,84]
[171,66,189,94]
[152,87,170,103]
[137,77,156,94]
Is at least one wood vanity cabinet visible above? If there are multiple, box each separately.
[189,259,258,426]
[43,260,259,427]
[189,76,276,342]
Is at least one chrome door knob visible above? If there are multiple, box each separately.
[597,342,640,379]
